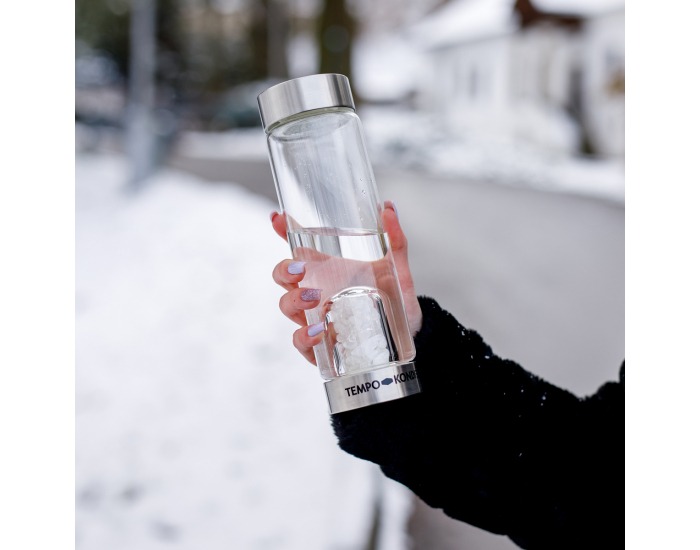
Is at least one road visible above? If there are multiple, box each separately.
[379,167,624,550]
[168,155,625,550]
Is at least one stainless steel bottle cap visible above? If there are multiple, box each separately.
[257,73,355,133]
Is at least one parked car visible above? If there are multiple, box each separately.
[206,78,283,131]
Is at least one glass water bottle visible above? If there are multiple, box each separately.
[257,74,420,413]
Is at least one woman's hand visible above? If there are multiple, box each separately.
[270,201,422,366]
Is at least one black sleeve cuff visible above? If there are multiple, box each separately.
[328,295,622,546]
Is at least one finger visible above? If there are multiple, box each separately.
[279,287,322,326]
[382,200,423,335]
[270,211,288,241]
[382,200,409,270]
[272,259,307,291]
[292,323,325,365]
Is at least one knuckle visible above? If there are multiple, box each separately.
[280,292,297,315]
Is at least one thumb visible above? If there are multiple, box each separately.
[382,201,423,335]
[382,201,408,268]
[382,200,422,334]
[270,211,288,242]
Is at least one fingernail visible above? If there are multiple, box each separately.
[387,201,399,221]
[307,322,325,337]
[270,211,278,222]
[287,261,306,275]
[301,288,322,302]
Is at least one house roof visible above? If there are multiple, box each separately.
[408,0,517,50]
[532,0,624,17]
[408,0,624,50]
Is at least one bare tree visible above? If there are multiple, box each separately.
[249,0,289,80]
[316,0,356,82]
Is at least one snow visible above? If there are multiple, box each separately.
[75,153,414,550]
[172,109,624,205]
[172,127,268,161]
[532,0,624,17]
[352,33,426,102]
[358,106,624,204]
[408,0,517,49]
[407,0,624,50]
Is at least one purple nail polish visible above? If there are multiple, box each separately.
[287,261,306,275]
[307,323,325,337]
[301,288,322,302]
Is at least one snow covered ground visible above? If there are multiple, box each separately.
[75,153,413,550]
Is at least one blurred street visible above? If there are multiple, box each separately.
[168,155,624,550]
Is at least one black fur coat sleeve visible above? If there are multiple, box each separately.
[330,296,624,550]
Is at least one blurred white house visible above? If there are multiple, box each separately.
[405,0,624,158]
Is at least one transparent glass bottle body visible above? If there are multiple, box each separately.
[266,107,415,381]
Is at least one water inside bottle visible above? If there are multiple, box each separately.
[288,227,416,380]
